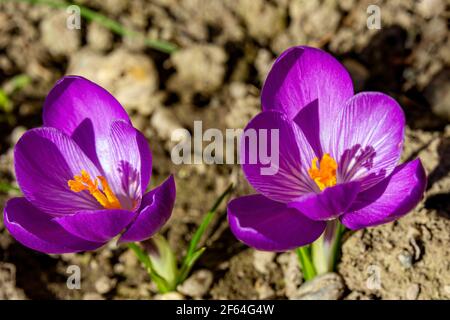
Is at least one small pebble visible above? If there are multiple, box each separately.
[154,292,185,300]
[40,11,80,56]
[177,269,214,298]
[254,279,275,299]
[252,251,276,275]
[277,252,303,299]
[82,293,104,300]
[9,126,26,145]
[398,251,414,269]
[406,283,420,300]
[95,276,114,294]
[292,273,345,300]
[87,22,113,51]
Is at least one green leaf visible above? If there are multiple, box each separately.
[0,182,20,194]
[177,247,205,283]
[0,89,12,113]
[146,234,178,289]
[127,242,173,293]
[8,74,31,92]
[296,246,317,281]
[128,184,234,291]
[178,183,233,284]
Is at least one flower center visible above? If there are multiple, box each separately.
[68,170,122,209]
[308,153,337,191]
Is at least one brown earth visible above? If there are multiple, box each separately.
[0,0,449,299]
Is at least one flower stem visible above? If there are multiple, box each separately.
[311,219,344,275]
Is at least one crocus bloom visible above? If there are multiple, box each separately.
[228,46,426,251]
[3,76,176,254]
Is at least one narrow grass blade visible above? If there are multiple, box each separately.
[6,0,178,54]
[178,183,234,283]
[0,182,20,194]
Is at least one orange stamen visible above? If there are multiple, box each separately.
[308,153,337,191]
[68,170,121,209]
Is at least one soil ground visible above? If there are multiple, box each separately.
[0,0,449,299]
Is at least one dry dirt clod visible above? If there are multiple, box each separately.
[40,11,81,57]
[254,49,274,83]
[425,69,450,122]
[177,269,214,298]
[0,262,26,300]
[1,0,450,301]
[277,252,304,299]
[254,279,276,299]
[150,108,184,142]
[94,276,116,295]
[406,283,421,300]
[416,0,445,19]
[210,249,283,299]
[9,126,27,145]
[0,147,15,178]
[292,273,345,300]
[68,48,159,115]
[224,82,260,129]
[82,292,104,300]
[232,0,285,44]
[87,22,113,52]
[398,251,414,269]
[168,45,227,99]
[252,251,276,275]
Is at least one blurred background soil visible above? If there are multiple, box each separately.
[0,0,449,300]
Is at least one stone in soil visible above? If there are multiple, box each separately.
[425,69,450,122]
[0,262,26,300]
[177,269,214,298]
[167,45,227,100]
[290,273,345,300]
[68,48,159,116]
[40,11,81,57]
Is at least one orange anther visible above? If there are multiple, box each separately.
[68,170,122,209]
[308,153,337,191]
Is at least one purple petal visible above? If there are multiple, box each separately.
[241,111,318,203]
[55,209,137,243]
[14,127,103,215]
[331,92,405,190]
[228,194,326,251]
[43,76,130,138]
[340,159,426,230]
[118,175,176,243]
[43,76,131,168]
[262,46,354,155]
[98,120,152,210]
[3,198,103,254]
[288,182,360,221]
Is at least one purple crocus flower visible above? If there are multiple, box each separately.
[228,46,426,252]
[3,76,176,254]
